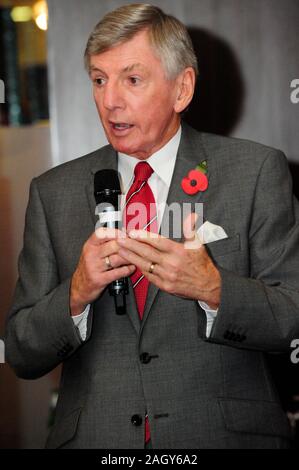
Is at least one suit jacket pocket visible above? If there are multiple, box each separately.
[219,398,291,439]
[45,407,82,449]
[207,233,240,258]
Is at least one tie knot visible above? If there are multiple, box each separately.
[134,162,154,183]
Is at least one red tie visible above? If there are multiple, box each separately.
[124,162,158,316]
[124,161,158,444]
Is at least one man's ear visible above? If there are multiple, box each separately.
[174,67,196,114]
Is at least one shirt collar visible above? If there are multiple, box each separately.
[118,126,182,193]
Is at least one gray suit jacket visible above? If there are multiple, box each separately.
[5,123,299,449]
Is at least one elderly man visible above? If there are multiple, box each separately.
[5,4,299,449]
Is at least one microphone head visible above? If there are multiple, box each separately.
[94,169,121,207]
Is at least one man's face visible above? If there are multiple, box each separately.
[89,30,182,159]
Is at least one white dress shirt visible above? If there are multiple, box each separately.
[73,126,217,339]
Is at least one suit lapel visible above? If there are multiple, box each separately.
[141,123,212,329]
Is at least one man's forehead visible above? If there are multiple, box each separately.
[88,30,162,74]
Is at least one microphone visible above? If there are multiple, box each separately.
[94,169,128,315]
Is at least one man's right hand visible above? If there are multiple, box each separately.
[70,228,135,316]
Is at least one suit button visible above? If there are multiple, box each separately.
[131,414,143,426]
[140,352,151,364]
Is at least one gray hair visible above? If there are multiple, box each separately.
[84,3,198,80]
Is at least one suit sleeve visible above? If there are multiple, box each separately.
[4,178,90,379]
[208,150,299,352]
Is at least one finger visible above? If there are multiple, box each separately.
[183,212,198,241]
[101,264,136,284]
[183,212,202,249]
[101,253,135,271]
[143,262,165,280]
[90,228,126,246]
[118,247,146,270]
[99,240,121,258]
[117,236,162,265]
[144,270,170,291]
[118,247,167,281]
[128,230,175,253]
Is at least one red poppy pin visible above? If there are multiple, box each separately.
[181,161,208,195]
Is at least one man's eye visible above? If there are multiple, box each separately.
[129,77,140,85]
[94,78,105,86]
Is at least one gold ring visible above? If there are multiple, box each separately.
[105,256,113,270]
[148,262,156,274]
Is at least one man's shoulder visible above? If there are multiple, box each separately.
[202,132,282,158]
[183,122,285,165]
[183,125,288,181]
[35,144,114,188]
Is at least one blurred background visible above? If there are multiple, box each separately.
[0,0,299,448]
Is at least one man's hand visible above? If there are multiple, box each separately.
[70,228,135,316]
[117,214,221,309]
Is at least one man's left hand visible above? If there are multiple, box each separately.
[118,213,222,309]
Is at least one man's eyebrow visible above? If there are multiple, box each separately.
[122,63,145,73]
[89,66,105,75]
[89,63,146,75]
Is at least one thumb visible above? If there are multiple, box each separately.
[183,212,198,241]
[183,212,202,249]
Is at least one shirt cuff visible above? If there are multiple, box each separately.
[198,301,218,338]
[72,304,91,341]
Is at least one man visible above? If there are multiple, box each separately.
[5,4,299,449]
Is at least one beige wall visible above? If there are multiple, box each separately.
[0,125,59,448]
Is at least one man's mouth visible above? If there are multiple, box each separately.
[110,122,134,131]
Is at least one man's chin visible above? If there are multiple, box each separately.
[110,141,132,155]
[104,130,149,158]
[108,139,141,158]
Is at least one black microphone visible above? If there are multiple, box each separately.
[94,169,128,315]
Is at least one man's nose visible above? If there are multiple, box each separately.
[102,82,125,111]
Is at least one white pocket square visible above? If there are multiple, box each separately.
[197,221,228,244]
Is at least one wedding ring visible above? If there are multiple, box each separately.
[105,256,113,270]
[148,262,156,274]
